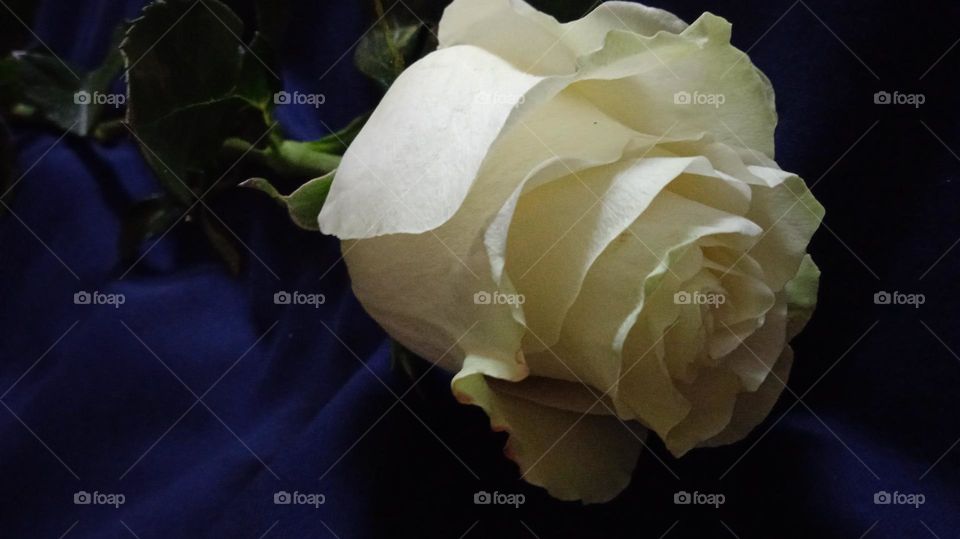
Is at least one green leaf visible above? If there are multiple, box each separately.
[200,209,243,275]
[269,140,341,176]
[241,171,333,231]
[221,113,368,180]
[390,340,429,397]
[2,24,126,136]
[306,112,369,154]
[132,97,260,204]
[235,33,280,112]
[354,7,425,89]
[122,0,246,126]
[118,195,184,264]
[122,0,273,202]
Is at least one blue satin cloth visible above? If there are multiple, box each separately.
[1,1,958,537]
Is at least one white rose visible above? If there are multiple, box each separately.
[319,0,823,503]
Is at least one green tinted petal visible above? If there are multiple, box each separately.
[453,371,643,503]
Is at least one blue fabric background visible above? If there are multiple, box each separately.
[1,0,959,537]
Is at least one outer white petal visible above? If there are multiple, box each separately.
[439,0,575,74]
[337,90,650,377]
[438,0,687,75]
[318,45,542,239]
[340,231,529,381]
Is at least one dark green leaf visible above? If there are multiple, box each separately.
[200,209,243,275]
[122,0,246,126]
[118,195,184,264]
[391,340,429,396]
[240,172,332,231]
[306,112,369,154]
[133,97,263,204]
[235,33,280,111]
[122,0,272,202]
[354,8,425,89]
[2,24,126,136]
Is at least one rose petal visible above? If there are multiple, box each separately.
[439,0,575,74]
[488,375,615,417]
[318,45,542,239]
[573,13,778,158]
[744,172,825,290]
[702,346,794,447]
[453,370,644,503]
[723,299,788,391]
[525,189,762,435]
[337,91,646,377]
[784,254,821,340]
[340,233,529,380]
[505,156,721,350]
[664,367,743,456]
[439,0,687,75]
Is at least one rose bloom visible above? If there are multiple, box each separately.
[319,0,822,502]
